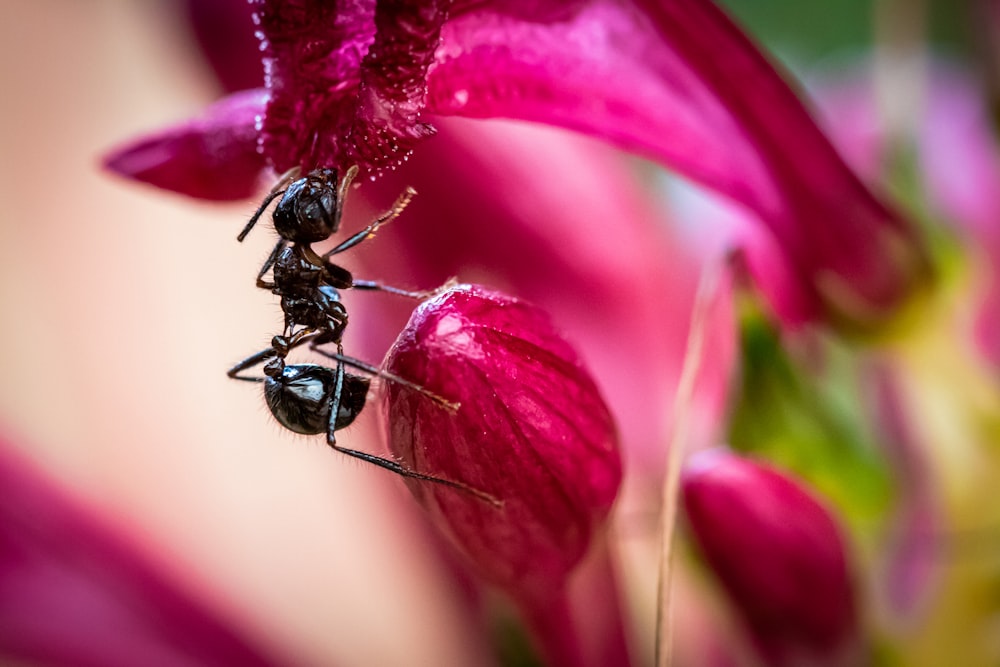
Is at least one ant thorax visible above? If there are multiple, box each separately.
[271,244,353,295]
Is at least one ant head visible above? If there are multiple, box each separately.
[272,168,341,243]
[264,364,371,435]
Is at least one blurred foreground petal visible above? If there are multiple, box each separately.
[866,362,939,618]
[0,435,283,667]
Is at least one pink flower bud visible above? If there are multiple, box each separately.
[681,450,861,667]
[383,284,622,600]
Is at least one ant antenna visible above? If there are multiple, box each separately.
[337,165,360,203]
[237,167,301,242]
[322,186,417,259]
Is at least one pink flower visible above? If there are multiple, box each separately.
[0,433,285,667]
[104,0,930,330]
[681,449,862,667]
[95,3,962,663]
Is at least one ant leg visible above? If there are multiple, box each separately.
[238,189,283,242]
[255,240,286,289]
[324,354,499,506]
[333,165,360,230]
[226,347,275,382]
[328,441,502,505]
[283,327,326,350]
[326,344,347,442]
[322,186,417,259]
[237,167,301,241]
[350,278,455,300]
[311,347,459,411]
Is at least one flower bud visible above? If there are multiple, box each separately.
[383,284,622,600]
[681,450,861,667]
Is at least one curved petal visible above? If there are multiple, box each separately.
[106,0,931,329]
[428,0,931,327]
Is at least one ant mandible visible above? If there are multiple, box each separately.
[227,167,496,505]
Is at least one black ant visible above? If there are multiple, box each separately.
[227,167,496,505]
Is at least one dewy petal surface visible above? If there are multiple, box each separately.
[251,0,445,173]
[383,285,622,600]
[0,436,282,667]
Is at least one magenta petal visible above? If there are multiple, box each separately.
[682,450,861,667]
[430,0,930,326]
[252,0,441,173]
[103,89,267,201]
[0,436,282,667]
[383,284,622,600]
[346,0,446,170]
[182,0,262,92]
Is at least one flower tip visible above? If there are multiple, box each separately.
[815,231,937,339]
[102,138,168,181]
[102,90,268,201]
[101,135,261,202]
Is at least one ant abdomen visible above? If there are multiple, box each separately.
[264,364,370,435]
